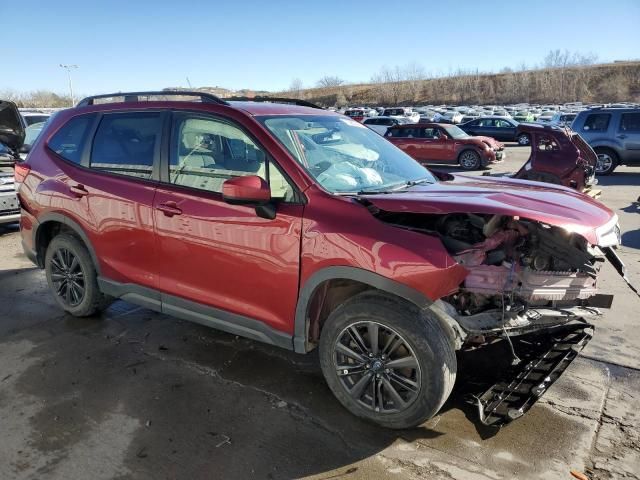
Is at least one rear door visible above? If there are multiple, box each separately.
[618,112,640,162]
[49,111,164,290]
[153,111,303,335]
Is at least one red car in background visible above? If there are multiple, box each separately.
[344,108,367,122]
[385,123,504,170]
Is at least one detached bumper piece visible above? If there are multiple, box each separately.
[475,322,593,427]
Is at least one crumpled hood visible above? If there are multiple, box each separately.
[363,174,615,245]
[474,136,503,149]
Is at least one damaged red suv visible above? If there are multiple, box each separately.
[12,92,628,429]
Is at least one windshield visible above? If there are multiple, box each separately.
[442,125,470,139]
[259,115,436,193]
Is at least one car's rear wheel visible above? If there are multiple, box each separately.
[319,292,457,429]
[45,234,112,317]
[594,148,618,175]
[458,150,482,170]
[516,133,530,146]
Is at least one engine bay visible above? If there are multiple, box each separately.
[373,210,607,340]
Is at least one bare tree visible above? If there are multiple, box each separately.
[316,76,345,88]
[289,78,304,98]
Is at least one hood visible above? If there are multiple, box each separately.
[0,100,25,153]
[474,136,502,148]
[362,174,614,245]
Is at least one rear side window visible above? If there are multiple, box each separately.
[620,112,640,132]
[583,113,610,132]
[90,112,162,179]
[48,114,95,164]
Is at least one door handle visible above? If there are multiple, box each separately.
[70,184,88,198]
[617,134,627,139]
[157,201,182,217]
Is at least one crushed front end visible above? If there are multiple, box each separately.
[374,209,622,426]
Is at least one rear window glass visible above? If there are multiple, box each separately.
[620,112,640,132]
[48,114,96,164]
[90,112,162,179]
[583,113,610,132]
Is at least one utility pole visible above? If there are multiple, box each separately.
[59,64,78,106]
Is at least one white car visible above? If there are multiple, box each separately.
[19,110,51,127]
[440,111,464,124]
[382,107,420,123]
[362,116,411,135]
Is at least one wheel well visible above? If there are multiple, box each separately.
[593,146,619,161]
[35,221,75,267]
[305,278,420,348]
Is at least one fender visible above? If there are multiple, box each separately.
[293,266,434,353]
[33,212,101,274]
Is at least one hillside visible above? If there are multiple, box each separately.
[289,61,640,107]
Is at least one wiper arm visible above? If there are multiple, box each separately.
[404,177,435,187]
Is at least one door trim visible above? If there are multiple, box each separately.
[98,277,294,350]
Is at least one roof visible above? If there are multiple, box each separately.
[228,101,335,116]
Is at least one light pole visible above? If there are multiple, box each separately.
[59,64,78,106]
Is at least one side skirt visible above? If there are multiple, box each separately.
[97,277,294,351]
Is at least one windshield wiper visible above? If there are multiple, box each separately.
[403,177,435,187]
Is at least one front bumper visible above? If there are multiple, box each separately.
[475,321,593,426]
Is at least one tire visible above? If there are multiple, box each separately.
[516,133,530,146]
[458,150,482,170]
[594,148,618,175]
[45,234,113,317]
[319,292,457,429]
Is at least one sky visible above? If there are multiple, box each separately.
[3,0,639,96]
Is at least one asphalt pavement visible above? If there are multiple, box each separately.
[0,145,638,479]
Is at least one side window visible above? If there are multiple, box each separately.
[479,119,494,127]
[495,120,511,128]
[423,128,438,139]
[48,114,95,164]
[90,112,162,179]
[583,113,611,132]
[170,116,294,201]
[620,113,640,132]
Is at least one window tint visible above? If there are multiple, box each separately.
[423,128,439,139]
[620,113,640,132]
[478,119,494,127]
[90,112,162,179]
[170,115,294,201]
[583,113,610,132]
[495,119,512,128]
[48,114,95,164]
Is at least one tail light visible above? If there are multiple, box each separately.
[14,163,31,190]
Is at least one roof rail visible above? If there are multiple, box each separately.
[76,90,230,107]
[225,96,323,109]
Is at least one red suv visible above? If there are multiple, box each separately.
[11,92,626,429]
[385,123,504,170]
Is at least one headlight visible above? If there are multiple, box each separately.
[596,215,621,247]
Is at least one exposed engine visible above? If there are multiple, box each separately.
[374,211,605,337]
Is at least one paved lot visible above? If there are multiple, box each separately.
[0,146,638,479]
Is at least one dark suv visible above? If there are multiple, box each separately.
[11,91,626,429]
[572,107,640,175]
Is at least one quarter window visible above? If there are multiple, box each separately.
[90,112,162,179]
[583,113,611,132]
[620,113,640,132]
[48,114,96,164]
[170,115,294,201]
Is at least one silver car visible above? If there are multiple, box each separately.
[572,107,640,175]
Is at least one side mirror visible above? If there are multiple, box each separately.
[222,175,271,206]
[223,176,275,220]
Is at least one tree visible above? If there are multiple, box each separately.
[316,76,344,88]
[289,78,304,98]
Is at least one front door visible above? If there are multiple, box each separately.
[154,112,303,335]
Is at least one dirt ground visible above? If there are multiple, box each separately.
[0,145,638,480]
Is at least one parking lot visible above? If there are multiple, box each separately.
[0,144,637,480]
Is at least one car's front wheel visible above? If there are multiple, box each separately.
[319,292,457,429]
[458,150,482,170]
[45,234,112,316]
